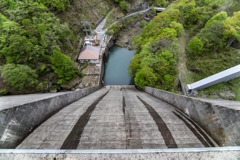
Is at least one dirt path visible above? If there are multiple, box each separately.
[177,30,192,86]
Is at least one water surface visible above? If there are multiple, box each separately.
[103,46,135,85]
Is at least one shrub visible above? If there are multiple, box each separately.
[1,64,38,90]
[119,1,130,13]
[50,50,78,85]
[187,37,204,55]
[134,66,158,88]
[140,20,147,28]
[0,89,8,95]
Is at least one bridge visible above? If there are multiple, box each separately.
[0,85,240,159]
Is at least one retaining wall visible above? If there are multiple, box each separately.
[144,87,240,146]
[0,86,100,149]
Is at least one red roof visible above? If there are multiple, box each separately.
[78,46,100,60]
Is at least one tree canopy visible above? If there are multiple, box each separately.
[1,64,38,90]
[0,0,78,93]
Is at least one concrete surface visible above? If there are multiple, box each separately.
[17,88,109,149]
[77,86,126,149]
[144,86,240,146]
[0,147,240,160]
[0,92,68,111]
[17,86,216,150]
[197,98,240,110]
[94,16,107,35]
[0,86,100,149]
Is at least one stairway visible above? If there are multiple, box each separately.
[17,85,216,149]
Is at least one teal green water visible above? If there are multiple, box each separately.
[103,46,135,85]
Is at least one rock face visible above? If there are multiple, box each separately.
[219,91,236,100]
[115,33,130,48]
[115,21,141,49]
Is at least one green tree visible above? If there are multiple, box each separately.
[205,11,227,28]
[1,64,38,90]
[34,0,70,11]
[197,12,227,52]
[140,20,147,28]
[187,37,204,55]
[128,54,141,76]
[134,66,158,88]
[50,50,78,85]
[224,11,240,48]
[169,21,184,36]
[161,28,177,40]
[119,1,130,13]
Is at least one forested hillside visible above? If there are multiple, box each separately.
[129,0,240,100]
[0,0,113,95]
[0,0,79,94]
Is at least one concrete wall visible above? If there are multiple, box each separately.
[104,38,114,57]
[0,147,240,160]
[0,86,100,149]
[144,87,240,146]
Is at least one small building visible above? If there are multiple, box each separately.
[78,46,100,64]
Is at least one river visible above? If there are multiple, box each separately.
[103,46,135,85]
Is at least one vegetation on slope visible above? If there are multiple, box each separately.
[129,0,240,100]
[0,0,78,94]
[129,6,183,91]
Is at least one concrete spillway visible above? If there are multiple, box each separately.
[17,86,216,149]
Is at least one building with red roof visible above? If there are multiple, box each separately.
[78,46,101,64]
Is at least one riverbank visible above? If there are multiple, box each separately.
[107,12,155,49]
[115,23,141,49]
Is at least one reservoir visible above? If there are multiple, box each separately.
[103,46,135,85]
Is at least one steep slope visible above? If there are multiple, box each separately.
[0,0,113,95]
[129,0,240,100]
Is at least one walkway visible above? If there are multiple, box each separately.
[17,86,216,149]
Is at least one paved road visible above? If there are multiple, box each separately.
[94,16,108,35]
[104,7,165,31]
[17,86,217,149]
